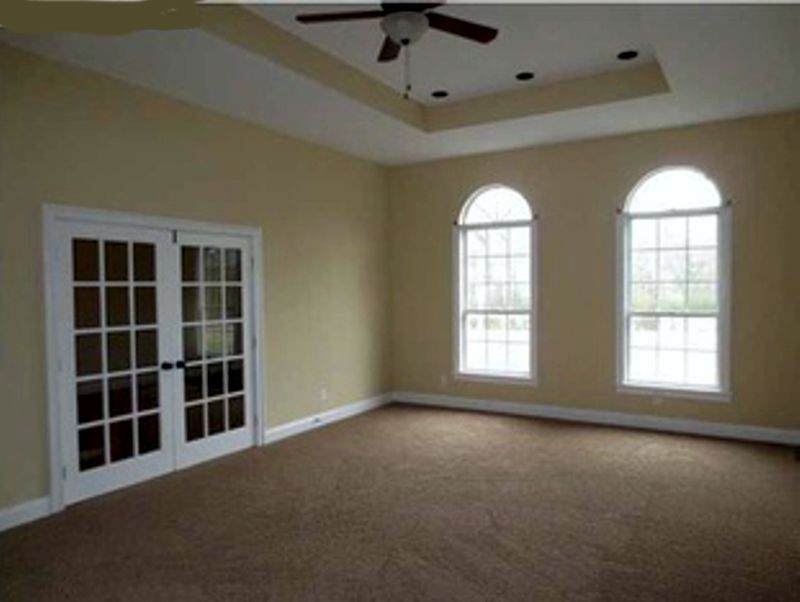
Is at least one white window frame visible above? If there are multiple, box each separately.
[616,169,732,402]
[453,186,538,386]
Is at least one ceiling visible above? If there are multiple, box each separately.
[257,3,656,104]
[2,4,799,165]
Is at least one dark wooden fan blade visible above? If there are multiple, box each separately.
[426,12,498,44]
[378,36,401,62]
[296,10,384,24]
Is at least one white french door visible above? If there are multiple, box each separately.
[51,214,258,505]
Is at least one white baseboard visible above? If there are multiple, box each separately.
[392,391,800,446]
[0,496,51,533]
[263,393,391,445]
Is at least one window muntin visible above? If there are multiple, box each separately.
[457,186,534,380]
[621,168,728,395]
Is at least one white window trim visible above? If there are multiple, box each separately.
[452,204,538,386]
[616,198,732,402]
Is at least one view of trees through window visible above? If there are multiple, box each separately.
[458,186,534,379]
[622,168,726,391]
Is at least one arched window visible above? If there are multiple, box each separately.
[455,185,536,382]
[619,167,730,397]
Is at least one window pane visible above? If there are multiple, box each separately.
[508,344,528,373]
[488,229,508,256]
[466,231,487,256]
[487,342,506,371]
[508,315,529,342]
[627,168,721,214]
[688,283,717,312]
[688,249,717,282]
[689,215,718,247]
[467,284,486,310]
[104,242,128,281]
[509,228,529,255]
[687,317,717,351]
[630,316,657,348]
[486,284,505,309]
[508,284,530,310]
[73,239,99,281]
[487,258,507,283]
[486,314,507,342]
[462,187,531,224]
[465,342,486,371]
[631,251,656,282]
[628,348,656,382]
[631,219,656,249]
[657,349,685,384]
[630,283,656,311]
[659,217,687,248]
[658,317,685,350]
[509,257,528,283]
[657,283,686,311]
[686,352,717,387]
[658,250,687,282]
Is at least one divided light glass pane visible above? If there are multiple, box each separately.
[689,215,718,247]
[658,217,687,248]
[631,251,656,282]
[509,257,528,282]
[508,344,529,373]
[688,249,717,282]
[486,314,507,342]
[487,257,507,283]
[657,283,686,311]
[630,283,656,311]
[657,349,685,384]
[486,342,506,372]
[628,347,656,382]
[686,351,717,387]
[687,317,717,351]
[629,316,657,348]
[509,227,529,255]
[487,229,509,256]
[688,283,717,312]
[104,242,128,281]
[630,219,657,249]
[657,317,685,350]
[658,250,687,282]
[465,342,486,371]
[466,230,487,257]
[73,239,99,281]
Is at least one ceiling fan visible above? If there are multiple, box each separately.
[295,3,499,63]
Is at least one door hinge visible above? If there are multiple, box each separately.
[172,230,178,244]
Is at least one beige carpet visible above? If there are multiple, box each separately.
[1,404,799,601]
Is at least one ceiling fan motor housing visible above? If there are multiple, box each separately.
[380,12,429,46]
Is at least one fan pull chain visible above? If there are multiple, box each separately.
[403,44,412,100]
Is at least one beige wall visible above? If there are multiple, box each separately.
[389,111,800,429]
[2,41,799,515]
[0,45,391,508]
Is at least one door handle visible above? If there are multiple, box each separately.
[175,360,186,369]
[160,361,174,371]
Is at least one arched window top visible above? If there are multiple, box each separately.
[460,185,532,225]
[626,167,721,215]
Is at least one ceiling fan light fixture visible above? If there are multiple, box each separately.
[380,11,429,46]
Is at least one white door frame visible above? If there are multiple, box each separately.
[42,203,266,513]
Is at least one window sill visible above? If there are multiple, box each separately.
[618,383,731,403]
[454,372,537,387]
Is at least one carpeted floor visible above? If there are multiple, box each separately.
[1,404,799,601]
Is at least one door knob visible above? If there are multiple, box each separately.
[160,361,174,370]
[176,360,186,369]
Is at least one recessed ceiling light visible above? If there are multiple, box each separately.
[515,71,535,82]
[431,90,449,99]
[617,49,639,61]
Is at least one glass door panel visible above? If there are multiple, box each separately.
[60,223,176,504]
[175,234,253,468]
